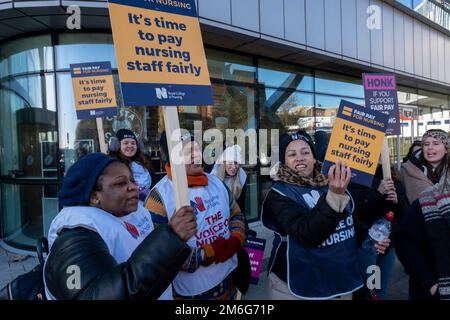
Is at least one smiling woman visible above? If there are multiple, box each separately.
[108,129,155,204]
[43,152,196,300]
[284,139,316,178]
[261,130,364,300]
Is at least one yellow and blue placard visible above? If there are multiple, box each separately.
[108,0,213,106]
[70,61,117,119]
[322,100,389,187]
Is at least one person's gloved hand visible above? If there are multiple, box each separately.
[208,235,243,263]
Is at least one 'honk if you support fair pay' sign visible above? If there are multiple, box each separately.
[108,0,213,106]
[323,100,389,187]
[363,73,400,136]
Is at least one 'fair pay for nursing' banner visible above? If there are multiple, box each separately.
[323,100,389,187]
[363,73,400,136]
[70,61,118,120]
[108,0,213,106]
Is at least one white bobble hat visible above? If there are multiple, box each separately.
[217,144,243,164]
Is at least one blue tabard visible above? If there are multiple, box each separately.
[262,181,363,299]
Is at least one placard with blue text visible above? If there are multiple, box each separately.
[108,0,213,106]
[70,61,117,119]
[363,73,400,136]
[322,100,389,187]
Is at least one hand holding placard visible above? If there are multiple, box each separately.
[327,160,352,195]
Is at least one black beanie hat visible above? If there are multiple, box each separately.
[279,130,316,163]
[58,153,118,206]
[116,129,137,142]
[159,131,195,165]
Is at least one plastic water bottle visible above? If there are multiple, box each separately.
[362,211,394,255]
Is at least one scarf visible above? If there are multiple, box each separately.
[270,161,328,188]
[418,176,450,300]
[165,164,208,187]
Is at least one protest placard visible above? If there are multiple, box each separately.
[108,0,213,106]
[244,237,266,285]
[323,100,389,187]
[70,61,117,119]
[363,73,400,136]
[109,0,213,209]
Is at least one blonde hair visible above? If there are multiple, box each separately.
[215,163,243,200]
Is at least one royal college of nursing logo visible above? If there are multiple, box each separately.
[124,221,140,239]
[190,197,206,216]
[155,87,168,99]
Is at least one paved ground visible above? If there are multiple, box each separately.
[0,245,39,290]
[0,222,409,299]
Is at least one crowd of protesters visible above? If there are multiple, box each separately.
[6,126,447,301]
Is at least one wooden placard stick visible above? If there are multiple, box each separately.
[96,117,107,154]
[381,136,391,179]
[162,106,190,210]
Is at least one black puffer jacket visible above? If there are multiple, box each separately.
[44,224,190,300]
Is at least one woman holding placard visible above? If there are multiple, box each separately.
[261,130,390,300]
[145,131,248,300]
[43,153,195,300]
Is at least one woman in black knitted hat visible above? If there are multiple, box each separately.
[108,128,156,204]
[261,130,389,300]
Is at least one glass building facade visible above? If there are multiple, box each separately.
[397,0,450,30]
[0,32,449,250]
